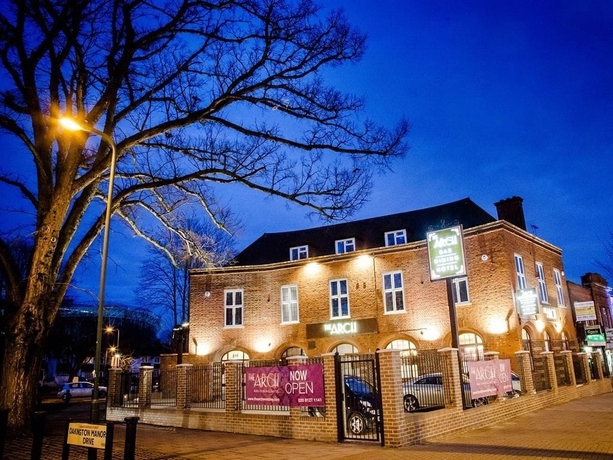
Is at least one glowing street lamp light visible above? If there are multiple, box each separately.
[105,326,120,351]
[59,117,117,423]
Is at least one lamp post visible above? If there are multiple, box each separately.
[59,117,117,423]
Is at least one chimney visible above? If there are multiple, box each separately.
[494,196,526,231]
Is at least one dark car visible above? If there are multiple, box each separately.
[57,381,107,402]
[344,375,380,435]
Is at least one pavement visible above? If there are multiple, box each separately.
[4,391,613,459]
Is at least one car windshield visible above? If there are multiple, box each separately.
[345,377,374,397]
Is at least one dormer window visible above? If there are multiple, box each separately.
[385,229,407,246]
[290,245,308,261]
[335,238,356,254]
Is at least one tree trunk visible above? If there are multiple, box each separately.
[1,328,44,430]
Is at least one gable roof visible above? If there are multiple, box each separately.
[233,197,496,266]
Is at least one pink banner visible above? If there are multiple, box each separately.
[245,363,325,407]
[467,359,512,398]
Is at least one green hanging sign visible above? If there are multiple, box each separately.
[426,225,466,281]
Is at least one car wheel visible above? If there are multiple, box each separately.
[99,390,107,398]
[403,394,419,412]
[347,411,366,435]
[62,392,71,403]
[472,397,489,407]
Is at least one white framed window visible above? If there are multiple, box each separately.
[224,289,243,327]
[385,229,407,246]
[536,262,548,304]
[553,269,565,306]
[330,279,349,318]
[452,277,470,304]
[335,238,356,254]
[290,245,308,261]
[382,271,405,313]
[514,254,527,290]
[281,285,299,323]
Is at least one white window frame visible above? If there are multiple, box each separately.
[281,285,299,324]
[514,254,527,290]
[385,229,407,246]
[452,277,470,305]
[536,262,549,304]
[330,279,350,318]
[553,269,565,306]
[290,245,308,261]
[224,289,244,327]
[335,238,356,254]
[382,271,405,313]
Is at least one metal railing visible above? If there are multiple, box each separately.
[191,363,225,409]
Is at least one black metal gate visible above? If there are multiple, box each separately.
[334,353,383,444]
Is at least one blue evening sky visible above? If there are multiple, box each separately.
[228,0,613,290]
[4,1,612,305]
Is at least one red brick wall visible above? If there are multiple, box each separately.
[189,221,576,364]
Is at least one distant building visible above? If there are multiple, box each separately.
[567,273,613,372]
[188,196,577,368]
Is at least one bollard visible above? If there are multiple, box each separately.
[123,417,139,460]
[0,408,9,458]
[103,422,114,460]
[31,411,46,460]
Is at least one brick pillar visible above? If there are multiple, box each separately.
[559,350,576,387]
[541,351,557,393]
[108,368,121,406]
[321,353,338,434]
[578,353,592,384]
[139,366,153,408]
[438,348,462,409]
[177,364,193,409]
[376,348,404,447]
[224,361,241,411]
[514,351,535,394]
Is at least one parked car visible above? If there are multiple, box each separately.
[403,373,489,412]
[344,375,380,435]
[57,381,107,402]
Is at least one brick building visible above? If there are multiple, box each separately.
[188,196,577,366]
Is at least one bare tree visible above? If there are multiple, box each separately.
[136,214,235,339]
[0,0,409,428]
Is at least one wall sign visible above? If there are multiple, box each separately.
[574,301,597,321]
[426,225,466,281]
[306,318,378,339]
[244,363,325,407]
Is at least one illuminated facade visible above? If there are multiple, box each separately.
[188,197,577,365]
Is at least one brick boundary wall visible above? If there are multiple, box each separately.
[107,351,612,448]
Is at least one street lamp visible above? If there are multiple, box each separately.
[59,117,117,423]
[106,326,120,368]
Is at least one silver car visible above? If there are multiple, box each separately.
[403,373,488,412]
[57,381,107,402]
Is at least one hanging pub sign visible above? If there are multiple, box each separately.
[574,301,597,322]
[426,225,466,281]
[516,288,539,316]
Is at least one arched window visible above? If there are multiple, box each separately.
[560,331,569,351]
[221,350,250,362]
[281,347,306,359]
[331,343,358,355]
[459,332,484,361]
[543,331,551,352]
[522,328,531,351]
[385,339,417,357]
